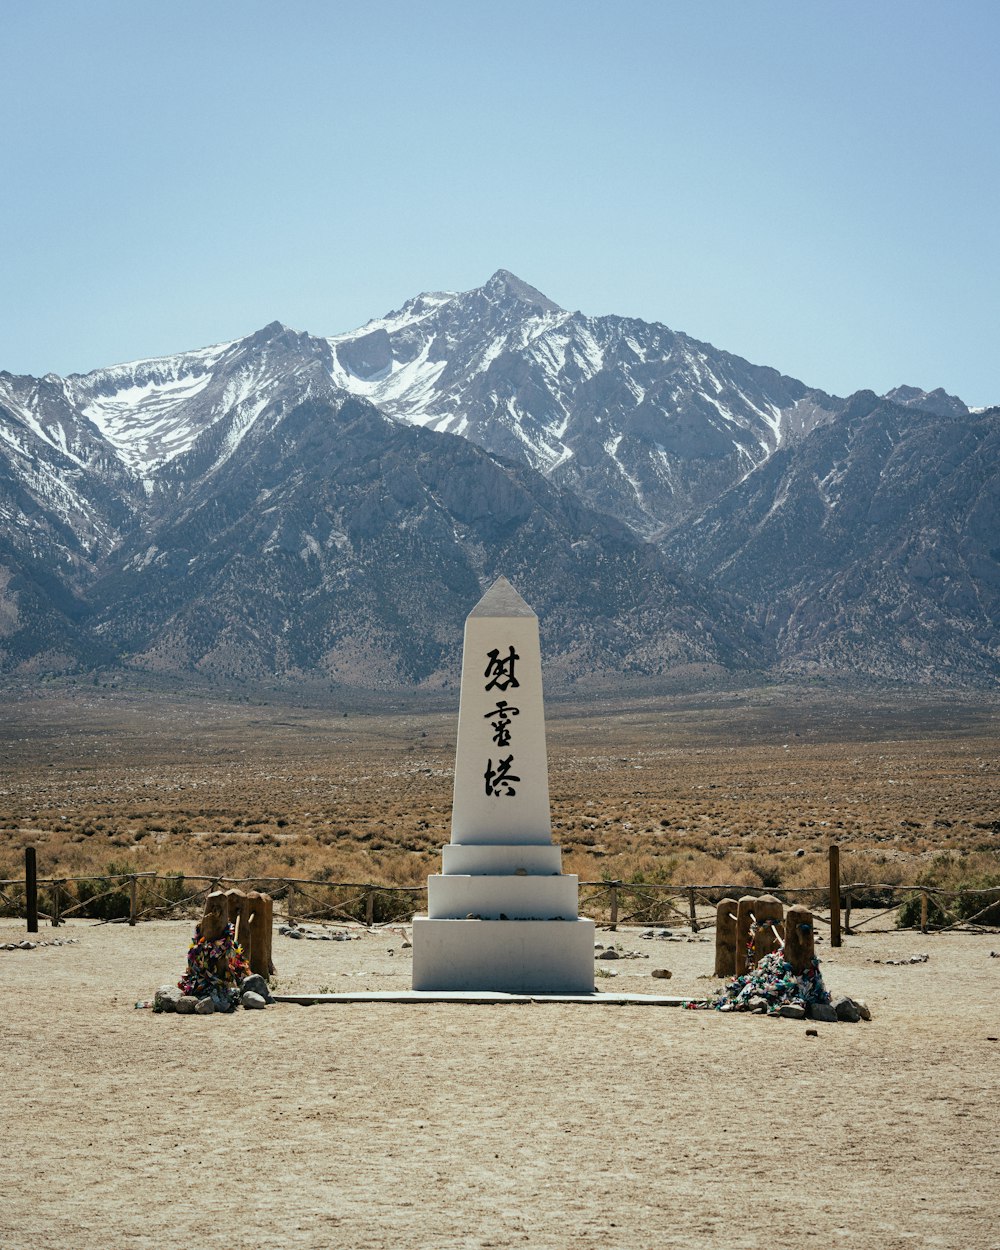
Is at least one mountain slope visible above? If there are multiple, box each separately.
[662,393,1000,681]
[87,392,764,685]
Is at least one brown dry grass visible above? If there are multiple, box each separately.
[2,680,998,904]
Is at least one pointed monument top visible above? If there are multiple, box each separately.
[469,576,536,619]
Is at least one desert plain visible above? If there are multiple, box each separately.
[1,677,999,1249]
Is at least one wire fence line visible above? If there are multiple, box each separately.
[2,867,998,935]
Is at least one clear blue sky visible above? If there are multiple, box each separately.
[2,0,997,406]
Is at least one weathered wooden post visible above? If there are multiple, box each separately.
[735,895,756,976]
[829,844,842,947]
[735,894,783,974]
[714,897,738,977]
[224,888,275,976]
[687,886,699,933]
[783,904,816,974]
[750,894,784,964]
[129,875,138,926]
[223,887,250,940]
[51,879,62,927]
[920,890,929,933]
[25,847,38,934]
[245,889,275,976]
[609,882,619,931]
[202,890,230,940]
[200,890,231,980]
[365,889,375,927]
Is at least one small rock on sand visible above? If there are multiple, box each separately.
[154,985,181,1013]
[780,1003,806,1019]
[834,996,861,1023]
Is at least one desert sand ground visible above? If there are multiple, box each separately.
[2,916,998,1250]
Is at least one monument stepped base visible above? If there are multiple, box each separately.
[411,916,595,993]
[441,844,563,875]
[427,872,580,920]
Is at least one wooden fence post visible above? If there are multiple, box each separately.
[365,890,375,927]
[129,875,138,926]
[25,847,38,933]
[286,882,295,925]
[829,845,842,948]
[688,886,699,933]
[920,891,928,934]
[844,890,853,935]
[51,880,62,927]
[609,882,619,931]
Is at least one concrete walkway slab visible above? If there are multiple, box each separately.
[272,990,695,1006]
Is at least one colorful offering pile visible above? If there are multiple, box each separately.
[178,922,250,1012]
[696,948,831,1014]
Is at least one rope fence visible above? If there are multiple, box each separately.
[2,848,998,935]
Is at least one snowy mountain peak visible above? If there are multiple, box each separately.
[51,326,339,476]
[480,269,563,314]
[3,272,996,688]
[321,274,836,534]
[241,320,307,350]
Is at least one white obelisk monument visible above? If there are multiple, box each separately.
[411,576,595,992]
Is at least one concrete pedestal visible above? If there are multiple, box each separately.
[411,916,595,993]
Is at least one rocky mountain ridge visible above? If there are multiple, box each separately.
[0,271,993,686]
[662,392,1000,682]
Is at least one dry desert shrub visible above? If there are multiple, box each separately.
[1,683,997,920]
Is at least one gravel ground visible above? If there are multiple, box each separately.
[2,917,998,1250]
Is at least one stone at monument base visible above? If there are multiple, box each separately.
[411,916,595,993]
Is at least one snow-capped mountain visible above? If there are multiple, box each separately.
[4,269,848,539]
[326,269,844,536]
[0,270,993,685]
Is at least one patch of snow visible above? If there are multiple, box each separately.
[0,385,86,468]
[210,391,275,473]
[604,434,644,504]
[300,534,322,560]
[765,482,790,518]
[328,334,448,424]
[817,466,844,510]
[625,373,646,404]
[571,324,605,378]
[548,445,575,471]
